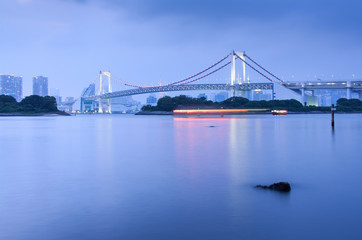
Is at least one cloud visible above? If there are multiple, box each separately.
[60,0,362,40]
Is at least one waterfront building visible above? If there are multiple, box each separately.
[215,92,228,102]
[50,88,62,104]
[110,96,140,113]
[50,88,60,96]
[146,95,157,105]
[252,90,271,101]
[65,97,75,102]
[312,90,359,106]
[0,74,23,101]
[33,76,48,96]
[197,93,207,100]
[81,83,96,112]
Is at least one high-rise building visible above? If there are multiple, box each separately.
[0,74,23,101]
[146,94,157,105]
[14,76,23,101]
[50,88,60,97]
[215,92,229,102]
[50,88,62,104]
[65,97,75,102]
[252,90,271,101]
[33,76,48,96]
[197,93,207,100]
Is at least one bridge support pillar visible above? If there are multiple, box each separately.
[231,51,236,85]
[98,71,113,113]
[108,99,112,114]
[80,98,84,113]
[301,87,306,106]
[98,100,103,113]
[347,81,352,99]
[235,51,246,84]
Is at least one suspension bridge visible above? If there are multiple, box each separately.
[80,50,362,113]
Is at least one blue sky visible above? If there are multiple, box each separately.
[1,0,362,98]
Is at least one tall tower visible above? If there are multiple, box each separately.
[230,51,247,85]
[33,76,48,96]
[231,51,236,86]
[230,51,247,97]
[99,71,112,95]
[236,52,246,84]
[98,71,112,113]
[0,75,23,101]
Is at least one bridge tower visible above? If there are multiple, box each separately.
[230,51,247,97]
[98,71,112,113]
[346,81,352,99]
[231,51,246,85]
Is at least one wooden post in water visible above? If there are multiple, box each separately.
[331,104,336,128]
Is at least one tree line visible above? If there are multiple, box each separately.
[336,98,362,112]
[141,95,362,112]
[0,95,58,113]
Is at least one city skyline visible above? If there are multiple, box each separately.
[1,2,362,239]
[33,76,49,97]
[1,0,362,98]
[0,74,23,101]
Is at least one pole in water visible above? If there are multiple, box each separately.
[331,104,336,128]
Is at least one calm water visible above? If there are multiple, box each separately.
[0,114,361,240]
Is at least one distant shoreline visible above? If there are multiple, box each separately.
[136,111,362,115]
[0,111,71,117]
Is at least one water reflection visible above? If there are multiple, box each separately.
[0,114,361,240]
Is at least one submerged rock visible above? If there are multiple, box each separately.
[255,182,291,192]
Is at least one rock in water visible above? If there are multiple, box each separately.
[255,182,291,192]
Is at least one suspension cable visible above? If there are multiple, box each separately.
[244,54,284,83]
[111,74,153,88]
[235,55,275,83]
[109,53,232,88]
[179,61,232,85]
[166,53,231,86]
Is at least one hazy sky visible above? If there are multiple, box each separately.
[1,0,362,98]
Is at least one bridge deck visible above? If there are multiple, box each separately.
[282,81,362,91]
[83,83,273,100]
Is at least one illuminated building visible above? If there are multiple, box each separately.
[147,94,157,105]
[0,74,23,101]
[215,92,228,102]
[33,76,48,96]
[197,93,207,100]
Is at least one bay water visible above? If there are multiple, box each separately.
[0,114,361,239]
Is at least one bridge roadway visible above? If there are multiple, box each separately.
[83,83,274,100]
[282,80,362,99]
[282,80,362,90]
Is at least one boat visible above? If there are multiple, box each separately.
[173,109,269,115]
[271,110,288,115]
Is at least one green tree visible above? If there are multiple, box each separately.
[0,95,17,105]
[42,96,58,111]
[221,97,249,108]
[20,95,58,112]
[0,95,19,113]
[20,95,45,109]
[157,96,175,111]
[337,98,362,107]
